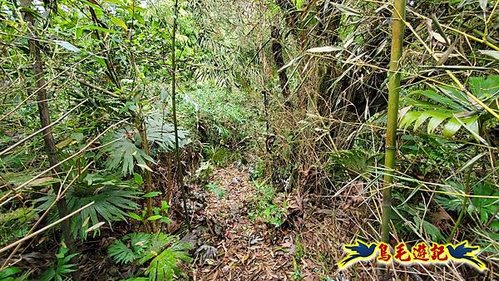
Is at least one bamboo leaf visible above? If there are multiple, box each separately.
[332,3,361,16]
[468,75,499,99]
[431,31,446,44]
[110,16,128,31]
[306,46,342,53]
[54,40,81,52]
[137,163,153,172]
[147,215,162,221]
[85,222,106,233]
[479,50,499,60]
[277,56,301,73]
[479,0,488,11]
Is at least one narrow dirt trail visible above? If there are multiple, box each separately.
[190,165,295,281]
[187,164,371,281]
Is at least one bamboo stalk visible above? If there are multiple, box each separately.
[381,0,407,244]
[171,0,190,230]
[20,1,80,279]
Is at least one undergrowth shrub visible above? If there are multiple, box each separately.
[249,181,288,228]
[108,232,192,280]
[39,245,78,281]
[0,207,37,246]
[178,82,262,154]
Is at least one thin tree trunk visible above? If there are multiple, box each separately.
[137,120,156,232]
[20,1,80,279]
[171,0,190,230]
[381,0,407,244]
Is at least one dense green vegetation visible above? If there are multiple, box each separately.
[0,0,497,280]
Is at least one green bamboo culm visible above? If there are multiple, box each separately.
[381,0,407,244]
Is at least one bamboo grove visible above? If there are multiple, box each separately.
[0,0,498,280]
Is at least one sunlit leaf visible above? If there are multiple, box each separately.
[306,46,342,53]
[54,40,80,52]
[479,50,499,60]
[85,222,106,233]
[427,112,449,134]
[332,3,361,16]
[110,16,128,31]
[442,117,462,137]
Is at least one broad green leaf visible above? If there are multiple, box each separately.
[66,182,140,239]
[468,75,499,99]
[83,0,103,14]
[0,267,22,279]
[56,138,74,149]
[437,86,471,110]
[110,16,128,30]
[104,0,124,5]
[147,215,162,221]
[128,212,143,221]
[426,111,449,133]
[105,133,154,176]
[134,13,145,24]
[399,111,420,129]
[71,133,85,142]
[134,173,144,185]
[292,0,304,9]
[422,220,444,241]
[76,27,84,39]
[413,112,431,131]
[416,89,462,111]
[143,191,162,198]
[455,115,488,144]
[442,117,462,137]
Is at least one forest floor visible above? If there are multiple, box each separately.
[188,164,374,281]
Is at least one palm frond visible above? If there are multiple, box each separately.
[66,174,140,239]
[108,232,192,280]
[104,130,155,176]
[400,75,499,142]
